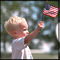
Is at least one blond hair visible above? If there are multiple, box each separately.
[4,16,27,35]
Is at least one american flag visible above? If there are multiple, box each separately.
[43,4,58,18]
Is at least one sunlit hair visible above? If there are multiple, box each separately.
[4,16,27,35]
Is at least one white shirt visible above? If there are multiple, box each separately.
[12,37,33,59]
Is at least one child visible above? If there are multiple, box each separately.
[4,16,44,59]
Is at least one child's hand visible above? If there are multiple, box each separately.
[38,21,44,30]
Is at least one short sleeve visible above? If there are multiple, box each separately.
[12,37,27,51]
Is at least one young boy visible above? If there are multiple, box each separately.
[4,16,44,59]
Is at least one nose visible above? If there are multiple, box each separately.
[27,31,29,34]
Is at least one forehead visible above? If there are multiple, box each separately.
[19,22,28,29]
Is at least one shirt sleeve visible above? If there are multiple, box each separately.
[12,37,27,51]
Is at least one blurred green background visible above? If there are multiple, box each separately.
[1,1,59,59]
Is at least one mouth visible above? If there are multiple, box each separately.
[26,33,29,36]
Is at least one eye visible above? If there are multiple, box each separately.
[23,29,27,31]
[23,28,28,31]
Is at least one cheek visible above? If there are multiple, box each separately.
[23,31,27,36]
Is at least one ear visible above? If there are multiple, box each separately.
[10,30,17,35]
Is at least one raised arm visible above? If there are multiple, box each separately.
[24,21,44,44]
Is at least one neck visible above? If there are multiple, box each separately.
[12,35,24,39]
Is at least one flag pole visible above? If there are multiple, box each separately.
[41,1,49,21]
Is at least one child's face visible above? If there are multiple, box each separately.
[12,22,29,38]
[18,22,29,37]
